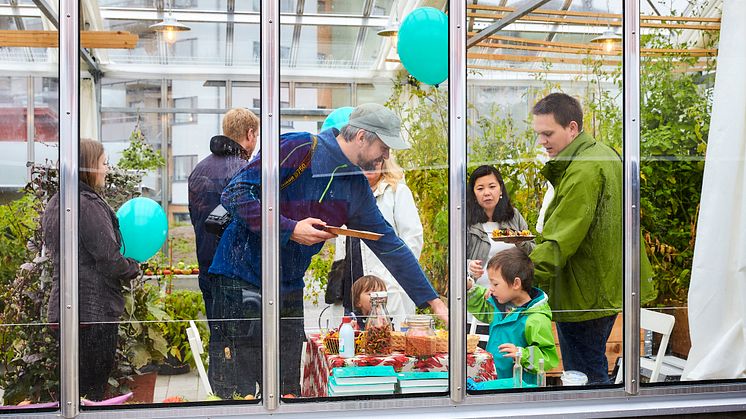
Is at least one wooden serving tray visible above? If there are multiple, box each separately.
[324,226,383,241]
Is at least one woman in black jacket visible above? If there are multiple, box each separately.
[44,139,141,401]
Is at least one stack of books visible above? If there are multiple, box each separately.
[397,371,449,394]
[327,366,397,397]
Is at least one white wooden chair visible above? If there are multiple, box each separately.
[187,320,213,395]
[614,309,676,383]
[467,313,490,344]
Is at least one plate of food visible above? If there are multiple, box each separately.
[324,226,383,241]
[490,228,536,243]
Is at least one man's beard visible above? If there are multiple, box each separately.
[358,156,382,172]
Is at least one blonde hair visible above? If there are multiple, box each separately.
[222,108,259,143]
[351,275,387,311]
[373,155,404,191]
[79,138,104,190]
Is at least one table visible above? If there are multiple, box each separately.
[301,334,497,397]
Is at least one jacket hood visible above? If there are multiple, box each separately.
[489,287,552,323]
[210,135,247,158]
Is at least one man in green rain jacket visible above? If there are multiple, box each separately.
[529,93,656,384]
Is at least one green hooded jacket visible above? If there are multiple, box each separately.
[530,132,656,322]
[467,285,559,384]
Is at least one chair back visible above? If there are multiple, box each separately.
[640,309,676,382]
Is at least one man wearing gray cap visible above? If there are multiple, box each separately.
[208,103,448,398]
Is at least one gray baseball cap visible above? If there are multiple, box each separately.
[347,103,410,150]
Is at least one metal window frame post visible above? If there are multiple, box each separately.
[261,0,281,410]
[449,0,467,404]
[623,0,642,396]
[59,0,80,416]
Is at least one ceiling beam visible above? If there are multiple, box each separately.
[26,0,102,77]
[0,30,139,49]
[31,0,57,26]
[467,11,721,30]
[351,0,375,68]
[289,0,305,67]
[225,0,235,66]
[467,0,552,49]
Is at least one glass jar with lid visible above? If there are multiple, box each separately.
[364,291,392,355]
[404,314,436,357]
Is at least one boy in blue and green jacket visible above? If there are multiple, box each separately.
[467,247,559,385]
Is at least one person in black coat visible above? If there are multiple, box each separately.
[44,139,141,401]
[187,108,258,393]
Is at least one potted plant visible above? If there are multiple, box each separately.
[158,289,208,375]
[111,276,169,403]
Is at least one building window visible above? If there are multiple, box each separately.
[173,96,198,125]
[173,155,198,182]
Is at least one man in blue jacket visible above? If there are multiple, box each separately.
[208,103,448,398]
[187,108,258,385]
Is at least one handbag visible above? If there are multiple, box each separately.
[324,236,363,307]
[324,258,348,304]
[203,135,318,237]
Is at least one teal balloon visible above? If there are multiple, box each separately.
[397,7,448,86]
[116,197,168,263]
[321,106,354,131]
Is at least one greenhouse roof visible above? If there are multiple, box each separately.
[0,0,721,81]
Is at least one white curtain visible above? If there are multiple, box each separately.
[682,0,746,380]
[80,78,98,140]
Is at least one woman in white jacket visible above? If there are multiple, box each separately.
[334,156,424,329]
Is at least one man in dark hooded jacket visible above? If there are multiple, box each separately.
[188,108,259,320]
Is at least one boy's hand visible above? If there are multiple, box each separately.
[498,343,521,360]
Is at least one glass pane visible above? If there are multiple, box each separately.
[306,0,362,15]
[639,0,733,386]
[87,0,262,406]
[284,1,451,401]
[0,11,60,413]
[466,0,625,392]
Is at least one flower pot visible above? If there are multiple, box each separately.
[158,354,191,376]
[128,371,157,403]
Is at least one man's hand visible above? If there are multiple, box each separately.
[290,218,336,245]
[428,298,449,326]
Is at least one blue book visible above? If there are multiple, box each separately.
[328,377,396,395]
[397,371,449,387]
[331,366,398,385]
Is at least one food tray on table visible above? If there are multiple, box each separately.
[490,229,535,244]
[324,226,383,241]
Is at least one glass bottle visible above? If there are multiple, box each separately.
[404,315,436,357]
[364,291,392,355]
[537,358,546,387]
[513,348,523,388]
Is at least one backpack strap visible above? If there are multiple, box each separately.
[280,134,317,190]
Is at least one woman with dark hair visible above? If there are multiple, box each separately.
[466,165,534,287]
[44,139,141,401]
